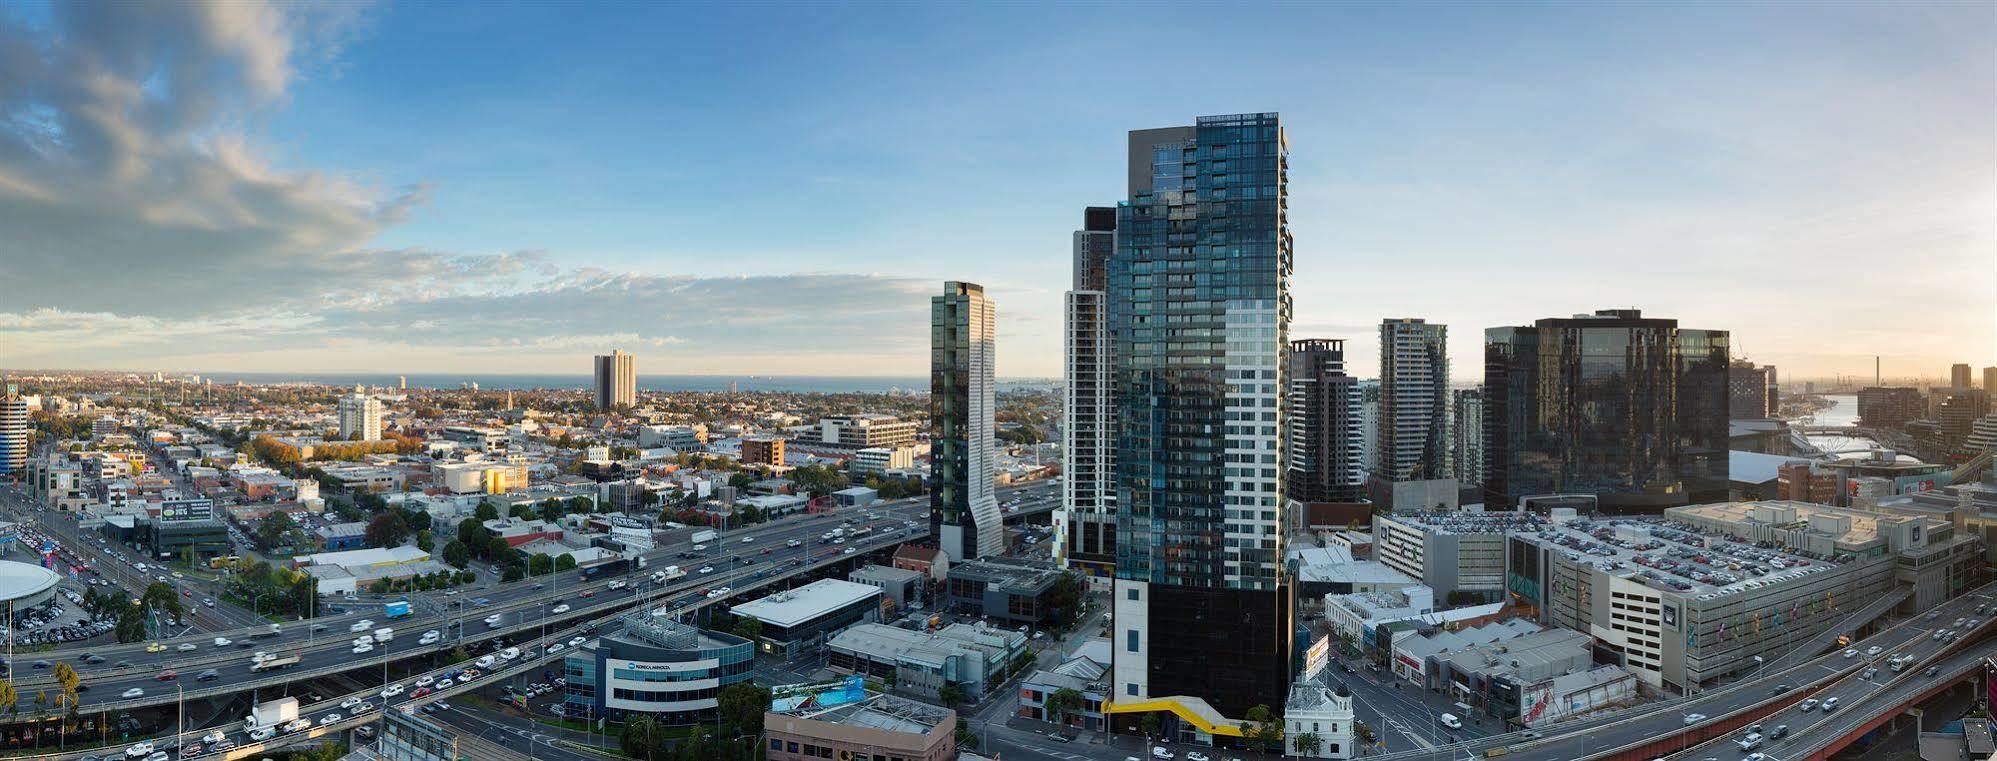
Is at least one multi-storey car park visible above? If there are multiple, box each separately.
[1507,501,1981,694]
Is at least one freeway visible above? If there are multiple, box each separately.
[0,478,1057,701]
[0,505,927,719]
[1370,581,1997,761]
[1664,608,1997,760]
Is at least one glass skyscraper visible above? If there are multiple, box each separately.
[1286,339,1365,504]
[930,281,1002,561]
[1109,113,1292,724]
[1483,309,1729,514]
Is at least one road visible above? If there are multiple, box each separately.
[1370,583,1997,761]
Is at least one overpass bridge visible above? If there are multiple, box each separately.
[1762,585,1914,671]
[0,478,1059,704]
[1368,580,1997,761]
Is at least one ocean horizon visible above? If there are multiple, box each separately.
[180,372,1056,394]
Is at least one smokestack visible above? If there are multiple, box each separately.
[1875,356,1880,386]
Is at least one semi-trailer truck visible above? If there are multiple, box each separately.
[250,653,301,672]
[690,529,719,545]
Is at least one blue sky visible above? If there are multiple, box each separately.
[0,1,1990,380]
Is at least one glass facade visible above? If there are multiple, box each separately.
[1110,113,1293,719]
[930,282,1001,561]
[561,619,754,725]
[1287,339,1365,503]
[1483,309,1729,514]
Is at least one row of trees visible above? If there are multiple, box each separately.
[221,561,318,618]
[618,682,770,761]
[80,582,188,643]
[367,570,475,594]
[245,433,424,466]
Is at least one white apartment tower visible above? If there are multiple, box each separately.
[337,385,384,442]
[1377,319,1450,485]
[930,282,1002,562]
[0,384,26,476]
[594,349,636,410]
[1058,207,1117,576]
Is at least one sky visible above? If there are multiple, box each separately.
[0,1,1991,381]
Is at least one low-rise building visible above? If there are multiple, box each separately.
[1018,642,1112,732]
[1375,512,1544,605]
[825,622,1026,702]
[851,446,916,477]
[849,564,925,609]
[765,692,956,761]
[1283,673,1357,760]
[561,612,753,724]
[832,486,879,508]
[944,558,1064,626]
[731,579,884,659]
[317,521,368,551]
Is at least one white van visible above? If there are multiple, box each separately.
[1440,713,1462,729]
[374,628,394,642]
[350,619,374,633]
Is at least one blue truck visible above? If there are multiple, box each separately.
[384,600,413,619]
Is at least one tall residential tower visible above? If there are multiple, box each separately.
[1374,318,1450,505]
[336,386,384,442]
[0,385,25,477]
[930,282,1001,562]
[1110,113,1292,723]
[1286,339,1365,505]
[593,349,636,410]
[1058,207,1118,577]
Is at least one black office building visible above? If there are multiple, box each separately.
[1484,309,1729,514]
[1287,339,1365,504]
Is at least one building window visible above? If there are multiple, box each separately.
[1127,683,1138,696]
[770,739,782,751]
[1126,630,1139,652]
[1126,588,1139,601]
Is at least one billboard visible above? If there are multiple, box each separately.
[1519,681,1554,725]
[1895,474,1943,495]
[770,675,866,713]
[1304,635,1330,680]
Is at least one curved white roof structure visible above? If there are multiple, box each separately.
[0,560,61,607]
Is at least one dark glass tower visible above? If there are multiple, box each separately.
[1109,113,1292,723]
[1483,309,1729,514]
[1287,339,1365,504]
[930,282,1001,561]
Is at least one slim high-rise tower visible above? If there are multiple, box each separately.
[593,349,636,410]
[930,282,1001,562]
[1952,363,1973,389]
[1286,339,1364,505]
[1375,318,1450,495]
[0,385,26,477]
[1984,367,1997,396]
[1058,207,1118,577]
[1110,113,1292,723]
[1451,387,1485,491]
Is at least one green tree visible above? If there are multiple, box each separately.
[732,617,763,641]
[51,663,80,714]
[0,679,16,716]
[554,554,577,572]
[715,682,772,738]
[938,684,966,705]
[528,553,553,576]
[728,472,756,490]
[443,535,469,567]
[474,502,499,521]
[456,516,485,546]
[1044,687,1084,726]
[364,511,411,548]
[567,495,595,514]
[509,503,536,521]
[621,714,661,760]
[502,565,524,582]
[1241,704,1280,753]
[1046,572,1085,632]
[955,724,980,750]
[415,529,435,552]
[1139,713,1162,740]
[1293,731,1323,757]
[255,511,299,550]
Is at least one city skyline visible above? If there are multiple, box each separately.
[0,2,1990,380]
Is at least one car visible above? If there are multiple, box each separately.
[1682,713,1706,724]
[178,744,203,758]
[1772,683,1792,695]
[381,683,405,697]
[1928,611,1941,620]
[322,712,343,723]
[125,741,156,758]
[1842,648,1859,658]
[1926,666,1942,677]
[1862,667,1878,679]
[1770,725,1790,740]
[1186,753,1210,761]
[1821,697,1840,712]
[416,675,435,687]
[547,643,566,654]
[352,643,374,654]
[210,741,234,752]
[121,688,144,698]
[341,697,362,710]
[1865,645,1883,657]
[202,730,225,745]
[202,599,214,608]
[247,727,274,741]
[698,566,714,574]
[355,701,376,714]
[843,547,857,555]
[1801,698,1819,711]
[144,753,168,761]
[569,636,586,646]
[706,587,730,598]
[196,669,219,681]
[786,539,802,548]
[282,718,312,732]
[155,670,176,681]
[1152,748,1175,759]
[212,637,231,647]
[551,604,571,614]
[146,643,167,653]
[176,643,197,652]
[501,647,521,660]
[435,679,454,689]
